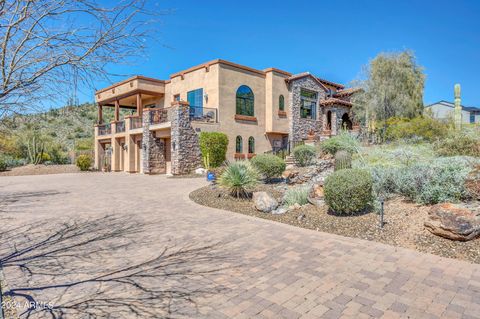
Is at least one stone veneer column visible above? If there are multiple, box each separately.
[141,110,168,174]
[331,110,338,135]
[170,101,201,175]
[141,111,150,174]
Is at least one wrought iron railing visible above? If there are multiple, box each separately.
[115,120,125,133]
[189,106,217,123]
[98,123,111,135]
[149,108,171,125]
[130,116,142,129]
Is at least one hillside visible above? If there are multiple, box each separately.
[0,103,116,166]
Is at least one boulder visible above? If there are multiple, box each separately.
[424,203,480,241]
[272,207,287,215]
[253,192,278,213]
[282,169,299,180]
[307,184,326,207]
[195,167,207,175]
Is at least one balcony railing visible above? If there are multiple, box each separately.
[130,116,142,129]
[149,108,171,125]
[190,106,217,123]
[115,120,125,133]
[98,123,111,135]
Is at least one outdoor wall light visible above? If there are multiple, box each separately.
[379,195,385,228]
[204,93,208,103]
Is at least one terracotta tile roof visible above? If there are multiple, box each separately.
[286,72,328,90]
[320,98,353,107]
[333,87,362,97]
[316,77,345,89]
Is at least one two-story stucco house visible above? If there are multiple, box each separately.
[94,59,359,174]
[425,100,480,124]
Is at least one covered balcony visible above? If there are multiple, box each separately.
[95,75,166,137]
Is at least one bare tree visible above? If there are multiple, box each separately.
[0,215,233,318]
[0,0,157,118]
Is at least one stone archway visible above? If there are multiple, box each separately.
[341,113,353,130]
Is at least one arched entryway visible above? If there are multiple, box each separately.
[327,111,332,130]
[341,113,353,130]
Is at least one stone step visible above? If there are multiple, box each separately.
[285,155,296,165]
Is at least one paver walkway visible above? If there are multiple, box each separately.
[0,173,479,319]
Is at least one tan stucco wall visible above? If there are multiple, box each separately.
[162,64,220,109]
[217,64,271,159]
[268,71,290,134]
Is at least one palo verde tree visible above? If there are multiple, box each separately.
[0,0,157,118]
[352,51,425,134]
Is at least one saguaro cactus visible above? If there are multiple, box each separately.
[454,84,462,131]
[334,150,352,171]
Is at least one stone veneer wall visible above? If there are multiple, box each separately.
[170,102,202,175]
[142,110,167,174]
[288,76,326,143]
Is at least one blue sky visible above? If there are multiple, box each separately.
[88,0,480,107]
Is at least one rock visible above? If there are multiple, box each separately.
[252,192,278,213]
[424,203,480,241]
[297,213,306,221]
[282,169,299,180]
[195,167,207,175]
[285,164,295,170]
[272,207,287,215]
[307,184,326,207]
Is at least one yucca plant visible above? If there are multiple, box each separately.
[218,161,259,198]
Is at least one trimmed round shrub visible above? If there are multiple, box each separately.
[251,154,286,180]
[76,154,92,171]
[0,158,7,171]
[293,144,316,166]
[218,161,259,198]
[199,132,228,168]
[324,169,373,214]
[320,132,360,155]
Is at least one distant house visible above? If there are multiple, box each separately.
[425,100,480,124]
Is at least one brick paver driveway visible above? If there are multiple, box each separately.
[0,173,479,319]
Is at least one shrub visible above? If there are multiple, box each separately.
[394,158,472,204]
[324,169,373,214]
[293,144,316,166]
[76,154,92,171]
[40,152,51,163]
[283,185,310,207]
[434,133,480,157]
[386,116,449,142]
[199,132,228,168]
[251,154,286,180]
[0,158,7,171]
[465,165,480,200]
[320,131,360,155]
[218,161,258,197]
[334,150,352,171]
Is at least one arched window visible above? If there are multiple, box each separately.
[279,95,285,111]
[236,85,254,116]
[236,136,243,153]
[248,137,255,154]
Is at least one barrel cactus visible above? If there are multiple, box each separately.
[334,150,352,171]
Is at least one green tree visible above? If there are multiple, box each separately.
[352,51,425,136]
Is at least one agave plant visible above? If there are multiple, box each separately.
[218,161,259,198]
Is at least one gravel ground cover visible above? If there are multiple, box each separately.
[190,184,480,264]
[0,164,83,176]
